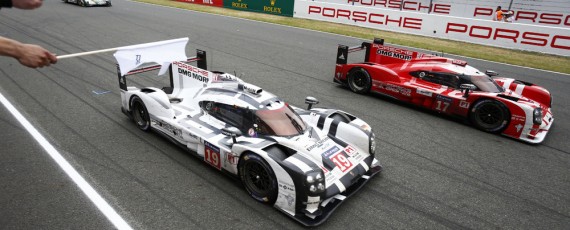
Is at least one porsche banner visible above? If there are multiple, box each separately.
[223,0,294,17]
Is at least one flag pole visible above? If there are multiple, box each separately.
[57,47,119,59]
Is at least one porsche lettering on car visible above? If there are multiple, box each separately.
[334,38,553,144]
[117,49,382,226]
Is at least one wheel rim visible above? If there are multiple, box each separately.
[244,161,271,194]
[351,71,368,91]
[133,103,149,128]
[475,103,504,127]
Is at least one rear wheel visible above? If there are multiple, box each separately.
[347,67,372,94]
[239,152,278,205]
[469,99,510,133]
[131,96,151,132]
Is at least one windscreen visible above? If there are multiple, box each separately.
[255,103,306,136]
[469,75,504,93]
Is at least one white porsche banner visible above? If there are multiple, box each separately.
[113,37,189,76]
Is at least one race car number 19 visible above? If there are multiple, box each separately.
[204,141,222,170]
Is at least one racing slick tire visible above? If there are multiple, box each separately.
[469,99,510,133]
[239,152,278,205]
[131,96,151,132]
[347,67,372,94]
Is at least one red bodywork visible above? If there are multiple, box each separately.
[334,39,553,143]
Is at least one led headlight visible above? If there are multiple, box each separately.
[306,171,325,193]
[309,185,317,193]
[306,175,314,184]
[315,173,323,182]
[533,108,542,125]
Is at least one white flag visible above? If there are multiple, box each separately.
[113,38,189,76]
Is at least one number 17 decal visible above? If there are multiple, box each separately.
[435,100,450,112]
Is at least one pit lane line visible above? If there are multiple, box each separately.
[0,92,133,230]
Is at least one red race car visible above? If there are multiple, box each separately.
[334,38,553,144]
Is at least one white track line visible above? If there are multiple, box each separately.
[0,92,133,230]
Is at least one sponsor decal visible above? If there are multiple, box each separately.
[306,137,331,151]
[344,145,357,157]
[204,141,222,170]
[225,151,238,165]
[175,62,210,83]
[416,88,433,97]
[515,124,524,133]
[248,128,257,137]
[322,146,341,158]
[377,49,413,61]
[279,193,295,207]
[511,114,525,122]
[278,182,295,192]
[380,83,412,96]
[459,101,470,109]
[436,94,453,103]
[263,0,281,14]
[152,119,183,138]
[231,0,248,9]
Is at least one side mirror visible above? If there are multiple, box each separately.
[485,70,499,77]
[222,127,242,143]
[305,96,319,110]
[460,84,477,98]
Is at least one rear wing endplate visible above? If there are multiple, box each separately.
[336,38,384,64]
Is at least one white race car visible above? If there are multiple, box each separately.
[63,0,111,7]
[118,50,382,226]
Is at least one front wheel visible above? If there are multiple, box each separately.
[347,67,372,94]
[469,99,510,133]
[239,152,278,205]
[131,96,151,132]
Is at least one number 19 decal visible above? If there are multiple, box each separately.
[204,141,221,170]
[330,152,353,172]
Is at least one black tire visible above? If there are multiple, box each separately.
[78,0,85,6]
[131,96,151,132]
[239,152,278,205]
[347,67,372,94]
[469,99,510,133]
[106,1,112,6]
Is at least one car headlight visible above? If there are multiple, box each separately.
[306,171,325,194]
[369,132,376,154]
[533,108,542,125]
[306,175,314,184]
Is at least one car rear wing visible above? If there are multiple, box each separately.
[337,38,468,66]
[117,49,207,92]
[336,38,384,65]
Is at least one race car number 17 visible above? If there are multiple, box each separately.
[204,141,222,170]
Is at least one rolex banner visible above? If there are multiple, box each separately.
[223,0,294,17]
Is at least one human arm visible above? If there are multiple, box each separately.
[0,36,57,68]
[1,0,43,9]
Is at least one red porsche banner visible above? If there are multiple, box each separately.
[176,0,223,7]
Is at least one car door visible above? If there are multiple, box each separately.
[410,71,466,115]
